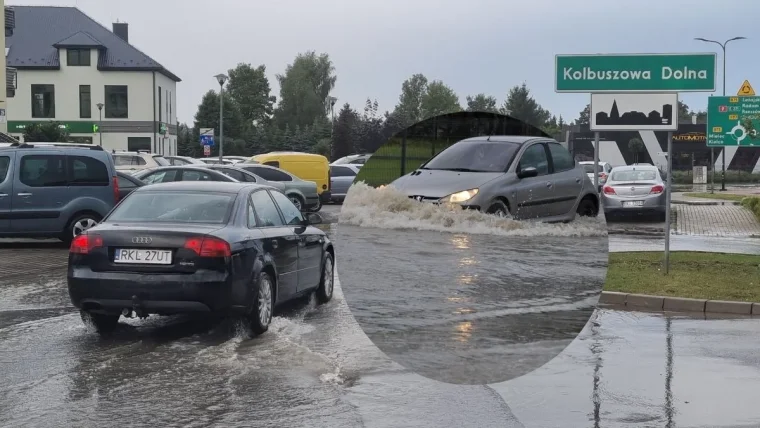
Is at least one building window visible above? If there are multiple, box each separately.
[79,85,91,118]
[169,90,172,121]
[158,86,162,122]
[31,84,55,118]
[104,85,128,118]
[127,137,151,152]
[66,49,90,66]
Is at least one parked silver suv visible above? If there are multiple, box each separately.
[0,142,119,242]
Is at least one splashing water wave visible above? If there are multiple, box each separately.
[339,182,607,237]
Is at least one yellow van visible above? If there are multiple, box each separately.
[250,151,331,203]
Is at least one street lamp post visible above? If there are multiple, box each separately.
[96,103,104,147]
[328,96,337,159]
[695,36,747,191]
[214,74,229,163]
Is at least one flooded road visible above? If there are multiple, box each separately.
[336,224,606,385]
[1,204,759,427]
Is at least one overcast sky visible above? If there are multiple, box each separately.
[11,0,760,124]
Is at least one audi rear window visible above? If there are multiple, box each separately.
[107,191,236,224]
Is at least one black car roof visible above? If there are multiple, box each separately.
[135,181,267,194]
[458,136,548,144]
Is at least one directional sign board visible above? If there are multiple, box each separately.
[199,127,214,146]
[706,96,760,147]
[590,93,678,131]
[555,53,717,93]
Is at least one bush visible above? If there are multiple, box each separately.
[741,196,760,221]
[671,170,760,185]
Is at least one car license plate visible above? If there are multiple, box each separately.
[623,201,644,207]
[114,249,172,265]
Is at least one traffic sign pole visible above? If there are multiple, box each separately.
[664,131,673,275]
[593,132,600,190]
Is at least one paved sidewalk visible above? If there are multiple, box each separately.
[674,204,760,237]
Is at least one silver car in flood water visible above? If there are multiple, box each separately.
[389,136,600,222]
[601,165,667,220]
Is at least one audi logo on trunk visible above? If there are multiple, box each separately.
[132,237,153,244]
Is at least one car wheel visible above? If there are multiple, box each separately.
[287,194,304,211]
[249,272,274,335]
[485,201,511,218]
[80,310,119,334]
[316,252,334,304]
[62,213,101,244]
[577,197,598,217]
[309,198,322,213]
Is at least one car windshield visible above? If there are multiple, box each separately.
[153,155,170,166]
[107,192,236,224]
[611,170,657,181]
[423,141,520,172]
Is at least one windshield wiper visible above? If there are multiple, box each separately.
[435,167,488,172]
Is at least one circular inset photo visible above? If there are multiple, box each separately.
[335,111,609,385]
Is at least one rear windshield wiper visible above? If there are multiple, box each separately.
[435,168,485,172]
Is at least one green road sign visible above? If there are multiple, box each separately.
[555,53,716,93]
[706,96,760,147]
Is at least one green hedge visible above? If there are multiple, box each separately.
[671,170,760,185]
[355,139,457,187]
[741,197,760,221]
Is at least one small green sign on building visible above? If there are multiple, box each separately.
[555,53,717,93]
[706,96,760,147]
[8,121,98,134]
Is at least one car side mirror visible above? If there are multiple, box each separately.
[304,213,322,225]
[516,167,538,179]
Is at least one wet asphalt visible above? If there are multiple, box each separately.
[0,205,759,427]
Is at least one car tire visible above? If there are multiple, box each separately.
[309,198,322,213]
[576,197,598,217]
[80,310,119,334]
[287,194,304,211]
[316,252,334,304]
[485,201,510,218]
[62,213,102,244]
[249,272,274,335]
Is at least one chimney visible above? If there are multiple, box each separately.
[112,22,128,43]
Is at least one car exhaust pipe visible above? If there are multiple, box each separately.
[131,295,148,319]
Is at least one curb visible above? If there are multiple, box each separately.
[599,291,759,315]
[607,230,664,237]
[671,200,741,206]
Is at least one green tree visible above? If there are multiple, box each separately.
[332,103,358,161]
[575,104,591,126]
[628,137,645,163]
[273,51,337,131]
[420,80,461,119]
[176,123,197,157]
[192,90,244,142]
[392,73,428,128]
[353,98,385,154]
[23,121,69,142]
[466,94,499,113]
[226,63,276,129]
[502,83,552,129]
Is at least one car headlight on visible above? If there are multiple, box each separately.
[442,189,479,204]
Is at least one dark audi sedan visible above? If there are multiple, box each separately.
[67,181,335,335]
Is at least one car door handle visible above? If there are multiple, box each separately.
[0,194,7,197]
[17,193,32,196]
[575,177,581,183]
[545,182,552,187]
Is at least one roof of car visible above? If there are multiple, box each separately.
[458,136,549,144]
[611,164,658,171]
[135,181,267,194]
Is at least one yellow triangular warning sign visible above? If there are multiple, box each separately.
[737,80,755,96]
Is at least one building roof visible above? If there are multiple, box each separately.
[6,6,180,82]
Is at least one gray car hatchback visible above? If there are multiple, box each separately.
[0,142,119,243]
[390,136,599,222]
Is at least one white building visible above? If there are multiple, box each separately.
[5,6,180,153]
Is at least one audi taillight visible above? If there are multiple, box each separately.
[112,175,120,203]
[184,236,231,257]
[650,184,664,194]
[602,185,616,195]
[70,234,103,254]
